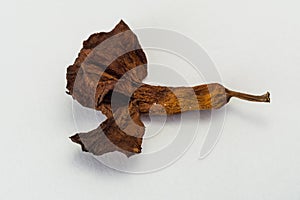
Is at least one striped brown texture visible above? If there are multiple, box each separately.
[67,20,270,157]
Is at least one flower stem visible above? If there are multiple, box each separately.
[225,89,270,103]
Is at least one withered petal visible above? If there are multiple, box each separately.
[70,103,145,157]
[66,20,147,111]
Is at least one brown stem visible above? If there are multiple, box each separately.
[225,89,270,103]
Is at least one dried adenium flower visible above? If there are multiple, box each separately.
[66,20,270,157]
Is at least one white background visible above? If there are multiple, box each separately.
[1,0,300,199]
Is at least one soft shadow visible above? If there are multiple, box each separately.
[71,109,223,173]
[226,105,269,127]
[72,150,123,176]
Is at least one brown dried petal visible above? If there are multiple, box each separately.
[66,20,147,112]
[70,103,145,157]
